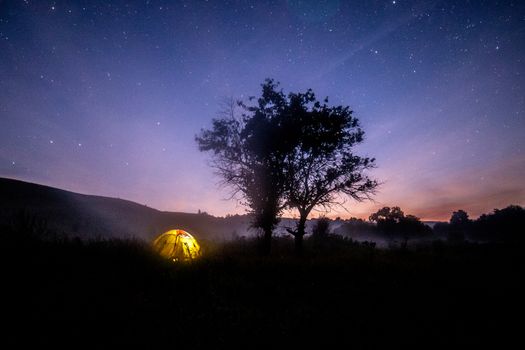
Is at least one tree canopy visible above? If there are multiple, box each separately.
[254,79,378,252]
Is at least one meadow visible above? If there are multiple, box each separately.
[2,228,521,347]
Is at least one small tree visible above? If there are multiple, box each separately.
[312,217,331,239]
[369,206,430,247]
[334,217,377,240]
[448,210,471,243]
[450,210,470,226]
[369,206,405,234]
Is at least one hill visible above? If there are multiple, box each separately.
[0,177,450,245]
[0,177,251,241]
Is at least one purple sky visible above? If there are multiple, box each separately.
[1,0,524,220]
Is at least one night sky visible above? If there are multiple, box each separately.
[1,0,524,220]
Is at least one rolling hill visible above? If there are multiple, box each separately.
[2,177,442,245]
[0,177,251,241]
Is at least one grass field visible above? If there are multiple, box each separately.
[1,231,522,347]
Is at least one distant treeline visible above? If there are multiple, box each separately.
[330,205,524,246]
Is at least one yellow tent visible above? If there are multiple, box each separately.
[152,229,201,261]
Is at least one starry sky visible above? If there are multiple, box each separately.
[1,0,524,221]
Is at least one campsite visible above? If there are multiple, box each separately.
[1,0,524,347]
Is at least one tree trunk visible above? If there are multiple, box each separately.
[261,227,272,256]
[294,214,307,255]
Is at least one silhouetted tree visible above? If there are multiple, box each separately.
[195,95,288,255]
[312,217,331,238]
[251,80,377,253]
[369,206,430,246]
[369,206,405,234]
[450,210,470,226]
[397,214,431,246]
[334,217,377,240]
[448,210,471,243]
[472,205,525,243]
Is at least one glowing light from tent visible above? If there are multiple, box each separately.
[153,229,201,262]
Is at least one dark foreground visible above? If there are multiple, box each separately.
[1,233,522,348]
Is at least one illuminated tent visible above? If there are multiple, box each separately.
[152,229,201,261]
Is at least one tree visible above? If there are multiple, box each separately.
[450,210,470,226]
[197,79,378,255]
[255,80,378,253]
[448,210,471,243]
[334,217,377,241]
[369,206,405,232]
[312,217,331,238]
[195,95,288,255]
[473,205,525,243]
[369,206,431,246]
[397,214,431,242]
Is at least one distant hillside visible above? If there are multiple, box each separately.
[0,177,251,241]
[2,177,425,245]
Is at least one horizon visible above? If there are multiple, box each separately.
[1,175,518,223]
[1,1,524,221]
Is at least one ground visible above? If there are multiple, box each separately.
[1,234,522,347]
